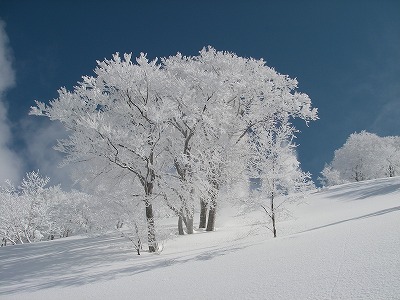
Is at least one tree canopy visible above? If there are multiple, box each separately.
[30,46,318,250]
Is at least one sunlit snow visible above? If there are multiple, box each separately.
[1,177,399,299]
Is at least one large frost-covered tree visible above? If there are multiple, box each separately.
[161,48,247,233]
[163,47,318,232]
[31,53,177,252]
[31,46,318,245]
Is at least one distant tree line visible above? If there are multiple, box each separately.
[321,131,400,186]
[0,171,99,246]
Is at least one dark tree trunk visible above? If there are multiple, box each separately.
[145,202,156,252]
[388,165,395,177]
[144,151,157,253]
[271,211,277,238]
[206,202,216,231]
[134,222,142,255]
[206,178,219,232]
[199,198,208,229]
[271,192,277,238]
[178,215,184,235]
[172,130,197,235]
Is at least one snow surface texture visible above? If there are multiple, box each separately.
[1,177,399,299]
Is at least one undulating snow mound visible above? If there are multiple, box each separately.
[1,177,399,299]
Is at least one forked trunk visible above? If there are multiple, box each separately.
[181,212,194,234]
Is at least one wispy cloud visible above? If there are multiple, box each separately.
[368,25,400,136]
[0,20,22,184]
[19,117,74,189]
[370,101,400,136]
[0,19,72,188]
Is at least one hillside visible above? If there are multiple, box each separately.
[1,177,400,299]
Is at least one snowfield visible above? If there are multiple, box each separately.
[1,177,400,300]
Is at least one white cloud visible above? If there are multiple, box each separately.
[19,117,74,190]
[0,20,22,184]
[0,20,73,189]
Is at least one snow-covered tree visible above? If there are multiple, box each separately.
[246,115,314,237]
[321,131,400,186]
[0,171,117,246]
[0,171,58,244]
[30,47,318,244]
[50,189,102,238]
[160,48,245,233]
[0,180,21,245]
[381,136,400,177]
[31,53,177,252]
[162,47,318,232]
[319,165,345,187]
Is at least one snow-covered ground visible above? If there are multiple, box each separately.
[1,177,400,299]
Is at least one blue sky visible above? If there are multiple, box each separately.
[0,0,399,187]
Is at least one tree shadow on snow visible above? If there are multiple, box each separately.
[0,233,248,296]
[324,180,400,201]
[298,205,400,234]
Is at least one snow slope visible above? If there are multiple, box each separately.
[1,177,400,299]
